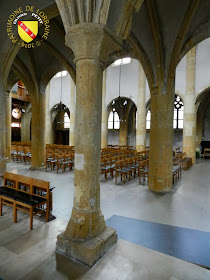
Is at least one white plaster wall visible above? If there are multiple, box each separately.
[105,59,150,108]
[195,38,210,97]
[175,56,186,99]
[49,73,72,111]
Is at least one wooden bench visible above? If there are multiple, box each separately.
[173,166,181,184]
[179,157,192,170]
[0,172,50,230]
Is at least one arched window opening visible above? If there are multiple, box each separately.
[108,110,120,129]
[54,71,68,78]
[112,57,131,67]
[173,95,184,129]
[64,112,70,129]
[146,110,151,129]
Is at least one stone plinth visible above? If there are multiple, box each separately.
[56,227,117,267]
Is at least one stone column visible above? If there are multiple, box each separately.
[69,79,76,146]
[45,84,53,144]
[149,88,174,192]
[56,24,120,267]
[5,91,11,161]
[31,93,46,169]
[183,47,197,164]
[101,70,108,148]
[21,108,31,143]
[119,120,128,145]
[0,82,6,175]
[196,110,203,149]
[136,63,146,151]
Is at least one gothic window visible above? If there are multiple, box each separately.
[64,112,70,128]
[146,110,151,129]
[108,110,120,129]
[112,57,131,67]
[173,95,184,129]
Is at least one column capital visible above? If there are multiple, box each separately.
[66,23,122,64]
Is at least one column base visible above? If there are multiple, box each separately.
[56,226,117,267]
[29,165,46,171]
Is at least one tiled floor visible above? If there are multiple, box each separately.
[0,159,210,279]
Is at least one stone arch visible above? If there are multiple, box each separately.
[107,96,137,147]
[51,102,70,145]
[180,23,210,62]
[175,91,185,103]
[107,96,137,115]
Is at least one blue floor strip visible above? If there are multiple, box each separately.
[106,215,210,268]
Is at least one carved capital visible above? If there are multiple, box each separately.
[66,23,122,64]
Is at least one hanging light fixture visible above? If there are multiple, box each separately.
[58,70,63,111]
[54,70,67,112]
[116,63,124,121]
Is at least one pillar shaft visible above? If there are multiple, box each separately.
[56,24,121,267]
[196,114,202,149]
[65,57,106,239]
[31,93,46,169]
[119,120,128,146]
[101,70,108,148]
[149,91,174,192]
[45,84,53,144]
[183,47,196,164]
[21,110,31,143]
[136,63,146,152]
[5,92,11,161]
[69,79,76,146]
[0,82,6,175]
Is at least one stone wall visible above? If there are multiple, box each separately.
[108,130,183,149]
[203,104,210,140]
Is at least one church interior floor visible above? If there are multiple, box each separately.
[0,159,210,279]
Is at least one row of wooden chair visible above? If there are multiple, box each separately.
[46,152,74,173]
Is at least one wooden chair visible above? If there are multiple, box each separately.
[115,160,131,184]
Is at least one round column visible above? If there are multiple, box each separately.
[56,24,120,267]
[136,63,146,151]
[31,93,46,169]
[101,70,108,148]
[183,47,196,164]
[21,108,31,143]
[5,91,11,161]
[65,57,106,239]
[0,83,6,175]
[69,79,76,146]
[149,90,174,192]
[45,84,53,145]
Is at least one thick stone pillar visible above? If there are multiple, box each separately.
[31,93,46,169]
[0,82,6,175]
[196,107,203,149]
[21,108,31,143]
[136,63,146,152]
[56,24,120,267]
[5,91,11,161]
[119,120,128,146]
[69,79,76,146]
[149,89,174,192]
[45,84,53,144]
[101,70,108,148]
[183,47,197,164]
